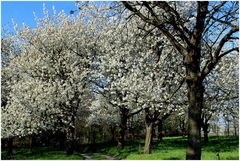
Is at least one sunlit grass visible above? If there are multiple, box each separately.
[102,136,239,160]
[1,136,238,160]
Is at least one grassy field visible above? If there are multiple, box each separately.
[1,136,239,160]
[125,136,239,160]
[79,136,239,160]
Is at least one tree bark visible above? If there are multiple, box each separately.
[58,131,66,150]
[185,0,208,154]
[7,138,13,160]
[202,124,209,144]
[66,126,75,155]
[233,124,238,136]
[186,77,203,160]
[144,122,153,154]
[117,108,128,149]
[110,126,116,143]
[157,119,163,142]
[185,44,205,160]
[226,120,230,136]
[143,108,154,154]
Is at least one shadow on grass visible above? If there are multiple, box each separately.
[202,136,239,153]
[167,157,181,160]
[1,146,84,160]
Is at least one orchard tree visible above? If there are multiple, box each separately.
[222,101,238,136]
[1,30,20,108]
[90,14,151,149]
[2,4,102,155]
[133,51,186,154]
[121,1,239,159]
[88,93,120,142]
[1,31,21,159]
[90,2,187,151]
[202,53,238,143]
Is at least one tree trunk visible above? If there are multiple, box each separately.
[92,129,96,144]
[41,131,50,147]
[88,128,91,144]
[227,121,230,136]
[117,108,128,149]
[233,118,238,136]
[110,126,116,143]
[117,119,127,149]
[66,127,75,155]
[29,135,32,149]
[144,122,153,154]
[180,118,186,136]
[59,131,66,150]
[186,78,203,160]
[185,48,204,160]
[7,138,13,160]
[2,139,6,149]
[234,125,238,136]
[203,124,209,144]
[185,1,208,159]
[91,127,97,152]
[30,134,36,150]
[143,108,154,154]
[157,119,163,142]
[203,129,208,144]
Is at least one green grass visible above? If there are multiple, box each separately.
[2,136,238,160]
[1,147,84,160]
[79,136,238,160]
[125,136,239,160]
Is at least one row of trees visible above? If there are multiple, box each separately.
[1,1,238,160]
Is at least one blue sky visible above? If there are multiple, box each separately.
[1,1,77,31]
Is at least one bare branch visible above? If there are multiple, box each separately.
[211,16,238,28]
[204,2,227,30]
[218,47,239,59]
[213,27,238,58]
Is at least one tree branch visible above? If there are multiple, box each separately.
[122,1,186,55]
[201,27,239,78]
[128,107,144,118]
[218,47,239,59]
[204,2,227,30]
[190,1,209,47]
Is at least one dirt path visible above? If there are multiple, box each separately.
[81,153,118,160]
[96,153,117,160]
[81,153,93,160]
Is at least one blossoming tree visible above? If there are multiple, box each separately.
[122,1,238,159]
